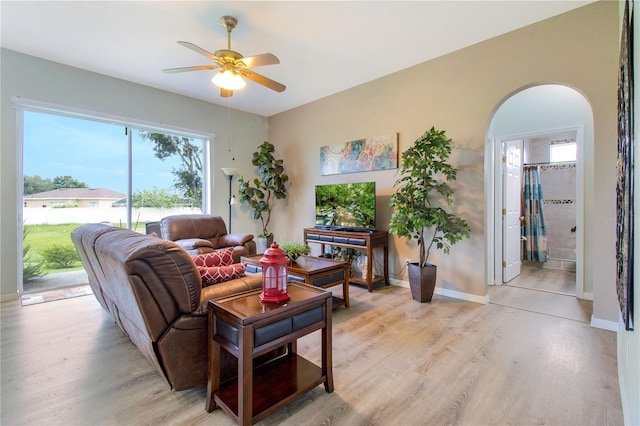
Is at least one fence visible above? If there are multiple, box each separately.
[23,207,201,226]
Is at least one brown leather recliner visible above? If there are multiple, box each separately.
[71,223,263,391]
[160,214,256,262]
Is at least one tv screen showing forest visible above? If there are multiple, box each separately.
[314,182,376,230]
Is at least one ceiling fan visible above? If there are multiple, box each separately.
[163,16,286,97]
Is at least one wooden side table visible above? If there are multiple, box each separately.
[206,283,333,426]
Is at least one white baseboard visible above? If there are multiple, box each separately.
[581,292,594,301]
[390,280,489,305]
[389,278,408,288]
[392,280,617,331]
[0,293,19,303]
[590,315,618,332]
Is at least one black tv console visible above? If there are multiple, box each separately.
[304,228,389,292]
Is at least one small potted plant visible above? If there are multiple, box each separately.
[279,240,310,263]
[331,247,360,273]
[389,127,471,302]
[332,247,359,263]
[238,141,289,252]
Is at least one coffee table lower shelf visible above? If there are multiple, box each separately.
[214,353,325,424]
[330,295,345,309]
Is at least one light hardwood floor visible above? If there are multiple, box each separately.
[506,263,576,295]
[1,281,622,425]
[489,265,591,324]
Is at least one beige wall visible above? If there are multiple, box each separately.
[1,48,269,300]
[268,2,619,319]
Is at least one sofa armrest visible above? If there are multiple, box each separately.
[219,233,254,247]
[196,273,263,313]
[174,238,215,251]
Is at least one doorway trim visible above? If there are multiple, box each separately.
[486,126,585,298]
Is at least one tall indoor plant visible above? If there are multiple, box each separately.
[389,127,471,302]
[238,141,289,251]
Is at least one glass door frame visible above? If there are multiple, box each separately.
[13,97,214,298]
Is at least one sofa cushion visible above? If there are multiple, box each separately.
[161,214,227,241]
[199,263,247,287]
[174,238,215,252]
[192,247,234,267]
[218,233,254,247]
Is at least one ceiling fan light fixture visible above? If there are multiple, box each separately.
[164,16,285,97]
[212,69,246,90]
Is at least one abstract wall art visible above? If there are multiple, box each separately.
[320,133,398,176]
[616,0,634,331]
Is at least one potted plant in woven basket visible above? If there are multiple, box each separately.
[389,127,471,302]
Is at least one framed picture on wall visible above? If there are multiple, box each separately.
[319,133,398,176]
[616,0,634,331]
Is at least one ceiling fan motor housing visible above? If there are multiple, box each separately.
[215,49,244,63]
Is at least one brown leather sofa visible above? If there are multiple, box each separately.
[160,214,256,262]
[71,223,263,391]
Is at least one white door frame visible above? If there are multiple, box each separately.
[502,139,523,283]
[485,126,584,298]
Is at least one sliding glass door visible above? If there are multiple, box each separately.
[21,110,209,301]
[130,130,204,230]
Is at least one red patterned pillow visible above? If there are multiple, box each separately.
[199,263,246,287]
[192,247,234,267]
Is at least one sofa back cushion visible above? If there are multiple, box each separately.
[71,223,122,310]
[89,227,202,341]
[160,214,227,245]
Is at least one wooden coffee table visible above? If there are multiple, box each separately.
[241,254,350,308]
[205,283,333,426]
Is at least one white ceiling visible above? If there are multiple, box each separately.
[1,1,593,117]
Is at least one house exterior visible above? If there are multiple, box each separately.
[0,2,637,423]
[23,188,125,208]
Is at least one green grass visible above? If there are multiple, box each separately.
[23,223,145,276]
[24,223,85,274]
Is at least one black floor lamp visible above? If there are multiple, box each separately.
[221,167,238,232]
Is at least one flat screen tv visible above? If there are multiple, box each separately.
[315,182,376,231]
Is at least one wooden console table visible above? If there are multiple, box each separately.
[304,228,389,292]
[206,283,333,425]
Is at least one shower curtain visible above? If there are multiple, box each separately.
[523,166,548,262]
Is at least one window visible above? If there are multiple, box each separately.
[550,141,576,162]
[19,105,211,300]
[22,110,210,230]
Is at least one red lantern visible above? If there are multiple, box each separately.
[259,241,290,303]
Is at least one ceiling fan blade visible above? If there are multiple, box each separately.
[240,69,286,93]
[162,65,220,74]
[220,88,233,97]
[239,53,280,68]
[177,41,220,62]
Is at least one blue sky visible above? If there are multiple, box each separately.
[23,111,190,195]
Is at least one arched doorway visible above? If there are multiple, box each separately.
[485,84,593,298]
